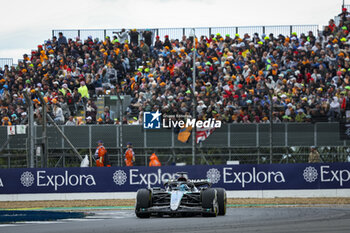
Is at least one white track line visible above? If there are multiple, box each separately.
[0,224,16,227]
[0,212,132,227]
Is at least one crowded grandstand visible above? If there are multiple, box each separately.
[1,9,350,126]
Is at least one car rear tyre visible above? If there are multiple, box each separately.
[216,188,227,215]
[135,189,152,218]
[201,188,218,217]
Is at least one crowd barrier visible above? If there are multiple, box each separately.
[0,123,348,151]
[52,25,319,42]
[0,58,13,69]
[0,163,349,197]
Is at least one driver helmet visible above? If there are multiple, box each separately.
[177,176,187,182]
[179,183,188,191]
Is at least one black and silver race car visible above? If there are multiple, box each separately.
[135,172,226,218]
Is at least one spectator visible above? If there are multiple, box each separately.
[163,35,172,49]
[114,118,120,125]
[78,81,89,101]
[295,109,307,122]
[129,29,139,46]
[76,116,85,125]
[105,117,113,124]
[20,112,28,125]
[59,83,71,96]
[97,117,104,124]
[65,116,76,125]
[115,28,128,44]
[11,113,19,125]
[72,88,83,113]
[328,96,340,121]
[52,99,64,124]
[86,99,97,121]
[140,40,150,57]
[154,35,163,49]
[66,93,75,116]
[93,74,103,96]
[86,116,94,124]
[57,32,67,48]
[308,146,321,163]
[338,8,349,23]
[101,106,112,121]
[142,29,153,47]
[328,19,336,33]
[3,11,350,125]
[1,116,11,126]
[59,97,70,119]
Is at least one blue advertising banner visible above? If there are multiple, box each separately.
[0,163,349,194]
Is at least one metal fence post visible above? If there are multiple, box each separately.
[183,28,185,36]
[156,29,159,37]
[34,125,39,168]
[285,123,288,147]
[62,125,65,167]
[144,129,147,166]
[104,29,106,39]
[7,155,10,168]
[314,123,317,146]
[227,124,231,148]
[63,153,66,168]
[263,26,265,34]
[236,27,238,34]
[209,27,211,36]
[256,123,259,148]
[171,128,174,148]
[88,125,92,167]
[62,125,65,149]
[116,94,123,166]
[290,25,293,35]
[78,30,80,38]
[6,126,9,151]
[52,30,54,38]
[89,125,92,150]
[36,91,48,167]
[116,125,119,166]
[228,124,231,160]
[256,124,259,164]
[23,92,35,168]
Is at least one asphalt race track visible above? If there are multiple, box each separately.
[1,206,350,233]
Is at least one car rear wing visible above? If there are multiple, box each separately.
[162,179,212,188]
[191,180,212,188]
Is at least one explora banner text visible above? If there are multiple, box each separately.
[0,163,349,194]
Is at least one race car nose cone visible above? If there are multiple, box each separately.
[170,191,184,211]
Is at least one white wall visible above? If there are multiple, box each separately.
[1,189,350,201]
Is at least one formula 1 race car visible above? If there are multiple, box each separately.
[135,172,226,218]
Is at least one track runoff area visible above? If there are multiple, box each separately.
[0,205,350,233]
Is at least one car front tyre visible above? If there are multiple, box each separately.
[135,189,152,218]
[201,188,218,217]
